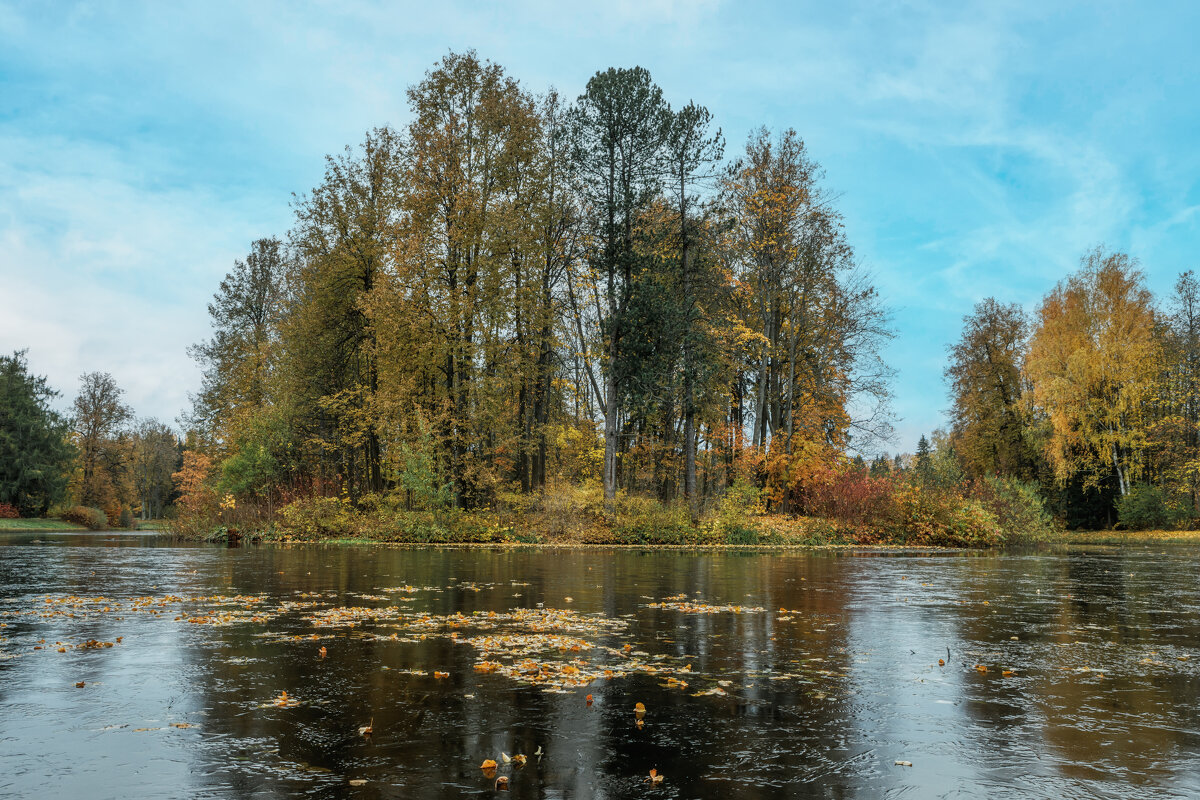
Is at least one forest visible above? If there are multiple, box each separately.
[2,52,1197,545]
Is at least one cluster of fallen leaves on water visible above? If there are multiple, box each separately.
[0,586,757,699]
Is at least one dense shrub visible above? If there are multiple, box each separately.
[711,480,765,544]
[970,476,1058,543]
[118,508,134,530]
[608,494,696,545]
[803,470,896,531]
[0,502,18,519]
[891,483,1002,547]
[1117,484,1184,530]
[62,505,108,531]
[278,496,362,540]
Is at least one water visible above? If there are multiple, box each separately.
[2,533,1200,799]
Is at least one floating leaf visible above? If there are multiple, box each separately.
[480,759,498,770]
[648,768,664,784]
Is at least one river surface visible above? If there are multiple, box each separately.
[2,533,1200,799]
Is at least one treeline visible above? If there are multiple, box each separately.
[182,51,893,527]
[0,351,179,526]
[941,247,1200,529]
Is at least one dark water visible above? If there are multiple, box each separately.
[3,534,1200,799]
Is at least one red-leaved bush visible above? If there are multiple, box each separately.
[0,502,19,519]
[802,470,897,530]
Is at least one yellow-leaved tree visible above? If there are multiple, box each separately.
[1025,248,1158,495]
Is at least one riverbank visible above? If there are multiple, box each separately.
[173,504,1052,549]
[166,507,1200,549]
[0,518,87,532]
[1060,529,1200,545]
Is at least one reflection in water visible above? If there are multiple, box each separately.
[2,535,1200,798]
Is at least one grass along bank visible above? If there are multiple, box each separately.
[1060,529,1200,545]
[173,475,1061,548]
[0,518,87,531]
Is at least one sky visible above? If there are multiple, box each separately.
[2,0,1198,454]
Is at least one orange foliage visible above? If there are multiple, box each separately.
[173,451,217,515]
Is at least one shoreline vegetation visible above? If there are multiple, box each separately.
[6,513,1200,549]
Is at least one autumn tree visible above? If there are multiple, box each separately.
[187,237,287,454]
[723,128,892,507]
[946,298,1037,479]
[1146,270,1200,509]
[1025,248,1158,496]
[286,126,402,499]
[71,372,133,516]
[387,50,544,506]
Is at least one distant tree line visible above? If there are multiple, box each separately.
[0,351,180,524]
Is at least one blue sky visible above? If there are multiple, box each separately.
[2,1,1198,453]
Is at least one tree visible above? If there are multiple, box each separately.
[723,128,893,508]
[131,418,179,519]
[391,50,544,506]
[569,66,671,503]
[1147,270,1200,511]
[946,298,1036,479]
[915,435,932,480]
[187,237,287,452]
[286,126,403,499]
[71,372,133,514]
[1025,248,1158,496]
[0,351,73,516]
[664,101,724,521]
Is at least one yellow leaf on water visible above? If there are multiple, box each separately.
[480,759,498,770]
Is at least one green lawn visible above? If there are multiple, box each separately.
[0,518,87,531]
[1062,529,1200,545]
